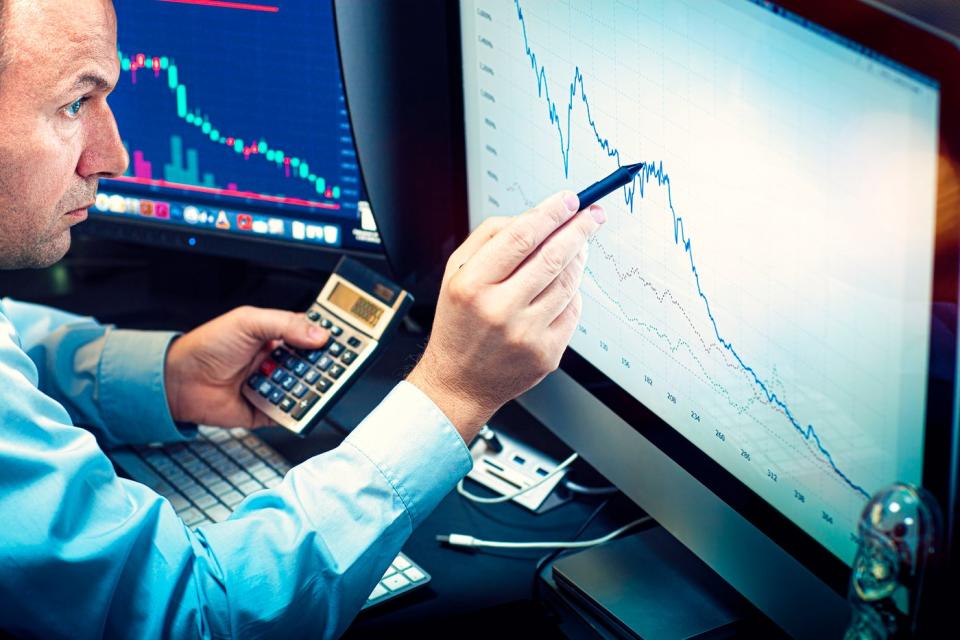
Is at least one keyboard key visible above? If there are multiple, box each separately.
[368,584,388,601]
[208,481,232,496]
[327,341,344,357]
[347,336,362,349]
[230,428,250,438]
[393,555,411,570]
[303,369,321,384]
[228,470,253,486]
[383,574,411,592]
[341,350,358,365]
[193,492,218,510]
[179,507,205,526]
[328,364,345,379]
[204,504,232,523]
[263,476,283,488]
[404,567,426,583]
[237,479,263,495]
[315,378,333,394]
[168,494,191,512]
[221,490,244,507]
[267,388,285,405]
[316,356,332,371]
[279,396,296,413]
[291,382,309,398]
[253,467,279,483]
[291,393,319,420]
[383,566,397,580]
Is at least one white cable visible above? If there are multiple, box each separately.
[562,480,619,496]
[456,452,579,504]
[436,517,650,550]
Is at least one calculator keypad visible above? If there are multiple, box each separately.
[245,305,371,431]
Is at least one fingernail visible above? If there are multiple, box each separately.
[589,204,607,224]
[563,191,580,212]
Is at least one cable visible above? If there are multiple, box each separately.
[562,479,619,496]
[532,497,613,601]
[436,516,650,550]
[456,452,579,504]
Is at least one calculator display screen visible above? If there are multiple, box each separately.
[328,283,384,329]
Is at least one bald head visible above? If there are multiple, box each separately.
[0,0,127,269]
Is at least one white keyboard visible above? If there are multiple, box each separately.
[110,425,430,608]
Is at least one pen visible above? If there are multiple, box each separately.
[576,162,644,210]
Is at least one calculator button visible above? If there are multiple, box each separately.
[247,374,264,390]
[307,310,320,321]
[259,360,278,377]
[291,393,319,420]
[279,397,296,413]
[341,350,358,365]
[257,381,274,397]
[291,360,309,377]
[282,354,299,370]
[271,347,287,361]
[267,388,285,405]
[319,318,332,329]
[329,325,343,337]
[316,378,333,393]
[280,373,297,391]
[304,350,323,364]
[291,382,309,398]
[303,369,320,384]
[327,341,344,357]
[347,336,362,349]
[316,356,332,371]
[328,364,345,379]
[270,368,286,383]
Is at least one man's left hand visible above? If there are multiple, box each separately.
[164,306,330,428]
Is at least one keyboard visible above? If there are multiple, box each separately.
[109,425,430,609]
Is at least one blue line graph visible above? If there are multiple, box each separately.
[513,0,870,500]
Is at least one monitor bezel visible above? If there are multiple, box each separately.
[460,0,959,597]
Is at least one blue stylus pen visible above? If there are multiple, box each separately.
[576,162,644,209]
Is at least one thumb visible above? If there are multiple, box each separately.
[237,307,329,350]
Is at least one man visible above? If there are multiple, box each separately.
[0,0,605,637]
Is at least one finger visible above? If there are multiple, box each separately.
[443,216,510,288]
[529,243,588,324]
[510,204,604,301]
[465,190,580,284]
[237,307,330,350]
[548,290,583,350]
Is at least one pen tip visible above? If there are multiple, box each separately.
[625,162,644,173]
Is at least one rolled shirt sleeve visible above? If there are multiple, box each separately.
[0,298,189,446]
[1,298,474,638]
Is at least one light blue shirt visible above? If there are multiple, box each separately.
[0,298,473,638]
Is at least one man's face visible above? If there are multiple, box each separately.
[0,0,128,269]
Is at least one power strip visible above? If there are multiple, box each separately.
[464,427,571,513]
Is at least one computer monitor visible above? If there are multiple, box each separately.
[82,0,383,270]
[456,0,958,636]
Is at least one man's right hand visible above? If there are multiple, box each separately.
[406,190,606,443]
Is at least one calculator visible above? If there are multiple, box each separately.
[243,257,413,434]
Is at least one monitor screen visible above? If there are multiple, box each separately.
[92,0,381,257]
[460,0,941,567]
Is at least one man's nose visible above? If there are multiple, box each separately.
[77,104,129,180]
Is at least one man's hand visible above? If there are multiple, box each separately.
[407,190,606,443]
[164,306,329,428]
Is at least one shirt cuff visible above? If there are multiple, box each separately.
[344,380,474,528]
[98,329,195,444]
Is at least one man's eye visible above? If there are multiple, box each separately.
[65,97,89,118]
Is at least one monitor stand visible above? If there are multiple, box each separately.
[542,526,788,639]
